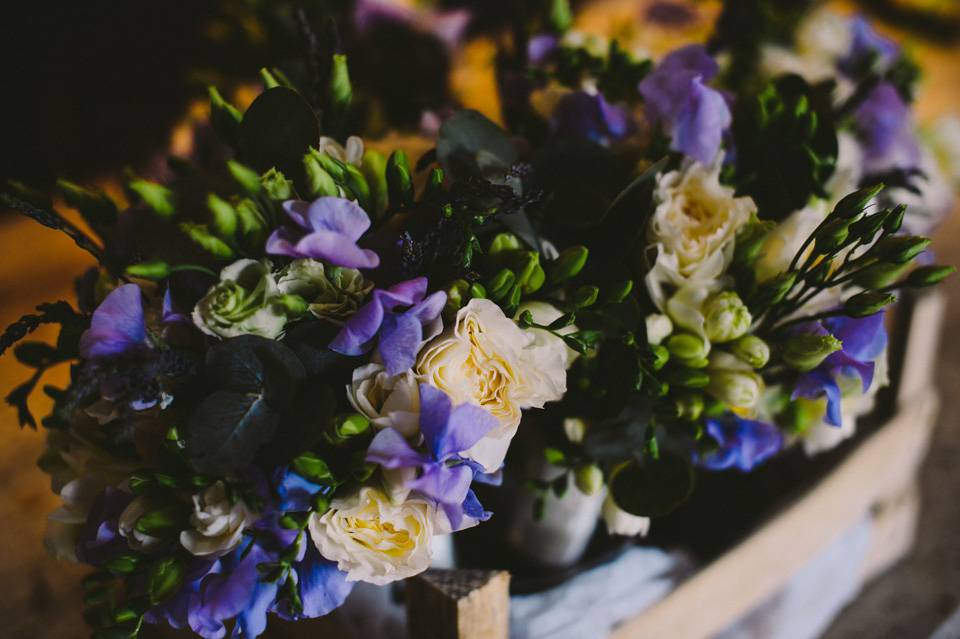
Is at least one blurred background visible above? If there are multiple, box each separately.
[0,1,958,637]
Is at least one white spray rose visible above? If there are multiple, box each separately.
[180,482,259,557]
[309,486,435,585]
[416,298,566,472]
[348,363,422,439]
[646,159,756,310]
[193,259,287,339]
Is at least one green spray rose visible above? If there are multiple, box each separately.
[277,259,372,322]
[193,259,287,339]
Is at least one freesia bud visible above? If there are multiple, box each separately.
[705,368,763,408]
[293,452,334,483]
[129,179,176,218]
[781,334,842,371]
[443,279,471,316]
[703,292,752,343]
[729,335,770,368]
[564,417,588,443]
[208,86,242,147]
[573,463,604,495]
[207,193,237,236]
[550,246,589,282]
[645,313,673,345]
[226,160,263,196]
[146,555,185,604]
[676,393,705,420]
[303,154,340,198]
[324,413,371,446]
[485,269,516,301]
[666,333,710,363]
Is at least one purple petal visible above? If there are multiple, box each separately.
[305,197,371,239]
[231,576,278,639]
[379,313,424,376]
[434,402,499,461]
[673,78,731,165]
[377,277,428,309]
[418,384,453,452]
[409,462,474,507]
[366,428,429,468]
[699,418,783,471]
[329,299,386,355]
[823,312,887,361]
[200,543,270,622]
[265,228,304,258]
[78,284,147,359]
[793,371,844,426]
[407,290,447,324]
[293,231,381,269]
[658,44,719,81]
[281,200,311,229]
[528,34,559,65]
[290,546,353,618]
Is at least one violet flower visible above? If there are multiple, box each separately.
[854,82,920,173]
[276,544,353,620]
[638,44,731,165]
[328,277,446,375]
[792,311,887,426]
[696,417,783,471]
[840,16,899,75]
[78,284,149,359]
[75,486,135,565]
[365,384,497,530]
[550,91,633,145]
[266,197,380,270]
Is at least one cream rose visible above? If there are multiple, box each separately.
[348,363,422,439]
[179,482,259,557]
[416,298,566,472]
[309,486,434,585]
[646,160,756,309]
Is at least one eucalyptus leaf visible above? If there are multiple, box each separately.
[239,87,320,192]
[183,389,281,474]
[205,335,304,393]
[437,110,518,183]
[259,380,338,466]
[282,322,356,380]
[609,452,694,517]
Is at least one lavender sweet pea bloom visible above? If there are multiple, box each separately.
[78,284,149,359]
[792,311,887,426]
[697,417,783,471]
[854,82,920,173]
[276,544,353,620]
[266,197,380,270]
[366,384,497,530]
[638,44,731,165]
[840,15,899,74]
[329,277,446,375]
[551,91,633,145]
[75,486,136,564]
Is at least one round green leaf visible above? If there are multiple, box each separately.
[609,452,694,517]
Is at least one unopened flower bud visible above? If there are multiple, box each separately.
[665,367,711,388]
[604,280,633,303]
[676,393,705,420]
[813,218,850,254]
[883,204,906,233]
[729,335,770,368]
[848,210,886,242]
[645,313,673,345]
[488,233,523,261]
[386,150,414,210]
[129,179,176,218]
[226,160,262,196]
[832,183,883,219]
[513,251,545,294]
[146,554,185,604]
[328,53,352,115]
[361,150,388,216]
[651,344,670,370]
[781,334,842,371]
[564,417,588,443]
[126,260,171,280]
[852,261,910,289]
[572,285,599,308]
[666,333,710,363]
[550,246,589,282]
[293,452,334,483]
[485,269,515,301]
[706,368,763,408]
[904,265,956,288]
[703,292,752,343]
[751,271,797,308]
[443,279,471,316]
[844,291,896,318]
[324,413,372,446]
[573,462,604,495]
[303,155,340,198]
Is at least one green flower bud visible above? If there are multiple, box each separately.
[178,222,233,258]
[208,86,242,147]
[573,463,604,495]
[100,552,144,574]
[443,279,471,317]
[308,148,349,183]
[550,246,589,282]
[278,294,308,316]
[729,335,770,368]
[129,179,176,218]
[113,597,152,623]
[488,233,523,260]
[676,393,705,420]
[832,183,883,219]
[325,413,371,446]
[604,279,633,303]
[813,218,851,254]
[56,179,118,227]
[387,150,414,211]
[328,53,352,116]
[733,220,774,266]
[361,150,388,216]
[293,452,334,483]
[781,334,842,371]
[146,555,185,604]
[851,261,910,289]
[666,333,710,363]
[751,271,797,309]
[226,160,262,196]
[485,269,516,301]
[883,204,906,233]
[572,285,599,308]
[548,0,573,33]
[651,344,670,370]
[844,292,896,318]
[235,199,269,244]
[303,154,340,198]
[867,235,931,264]
[206,193,237,237]
[904,264,955,287]
[344,164,371,210]
[848,209,887,242]
[665,367,711,388]
[705,368,764,408]
[424,168,444,202]
[469,282,487,299]
[277,260,371,322]
[125,260,170,280]
[260,168,294,200]
[512,251,545,294]
[135,504,189,537]
[194,259,287,338]
[703,292,752,343]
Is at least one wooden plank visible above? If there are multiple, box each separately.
[610,390,939,639]
[407,569,510,639]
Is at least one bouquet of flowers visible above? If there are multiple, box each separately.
[2,1,955,637]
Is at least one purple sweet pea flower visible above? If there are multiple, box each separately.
[78,284,149,360]
[840,15,899,75]
[75,486,136,565]
[792,311,887,426]
[273,467,329,513]
[366,384,497,530]
[854,82,921,173]
[551,91,633,145]
[266,197,380,269]
[528,33,560,66]
[697,417,783,471]
[276,544,354,620]
[329,277,446,375]
[638,44,731,165]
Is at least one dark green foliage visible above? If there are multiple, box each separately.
[609,451,695,517]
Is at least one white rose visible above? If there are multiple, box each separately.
[348,363,422,439]
[192,259,287,339]
[516,300,579,369]
[309,486,435,585]
[602,494,651,537]
[755,200,828,283]
[180,482,259,557]
[416,298,566,472]
[119,496,167,553]
[646,159,756,310]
